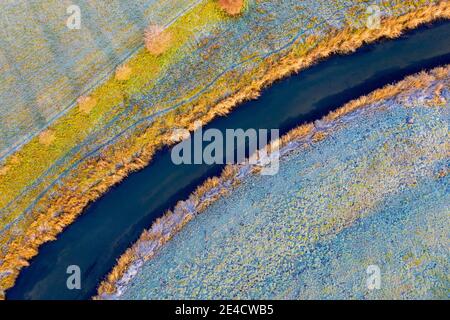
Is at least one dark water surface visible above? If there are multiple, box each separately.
[7,21,450,300]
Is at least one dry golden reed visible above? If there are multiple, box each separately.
[77,96,97,114]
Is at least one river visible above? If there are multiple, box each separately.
[7,20,450,300]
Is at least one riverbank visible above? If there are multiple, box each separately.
[98,65,449,299]
[1,1,449,299]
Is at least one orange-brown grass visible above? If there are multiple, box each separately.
[1,2,449,299]
[94,164,240,298]
[312,131,327,142]
[0,165,9,176]
[95,65,449,299]
[144,25,173,56]
[325,66,450,122]
[218,0,245,16]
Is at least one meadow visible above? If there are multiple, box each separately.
[0,0,447,297]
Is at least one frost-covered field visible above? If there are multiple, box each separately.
[120,79,449,299]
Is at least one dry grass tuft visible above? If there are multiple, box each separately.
[2,1,450,297]
[77,96,97,114]
[115,64,132,81]
[431,66,449,79]
[218,0,245,16]
[326,65,450,122]
[144,24,173,56]
[38,129,56,146]
[312,131,327,142]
